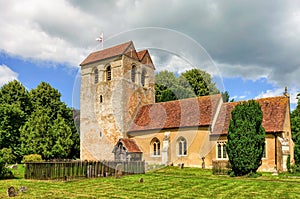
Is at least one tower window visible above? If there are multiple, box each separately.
[100,95,103,103]
[141,70,146,86]
[106,65,111,81]
[94,68,99,84]
[131,65,136,83]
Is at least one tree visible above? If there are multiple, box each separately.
[180,68,219,96]
[227,100,266,176]
[20,82,80,160]
[154,69,219,102]
[0,81,30,162]
[291,94,300,165]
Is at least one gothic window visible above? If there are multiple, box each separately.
[151,138,160,156]
[141,70,146,86]
[178,137,187,156]
[106,65,111,81]
[216,141,227,159]
[94,68,99,84]
[131,65,136,83]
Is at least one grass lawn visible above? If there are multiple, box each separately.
[0,166,300,198]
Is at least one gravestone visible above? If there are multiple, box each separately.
[7,186,17,197]
[115,164,123,178]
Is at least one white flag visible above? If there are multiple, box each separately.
[96,33,103,43]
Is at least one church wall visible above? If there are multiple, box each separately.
[131,127,214,167]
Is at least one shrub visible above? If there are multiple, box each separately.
[0,159,13,179]
[0,148,16,164]
[21,154,44,163]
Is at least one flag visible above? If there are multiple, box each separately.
[96,33,103,43]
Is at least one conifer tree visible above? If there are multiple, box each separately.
[227,100,265,176]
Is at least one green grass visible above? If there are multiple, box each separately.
[1,166,300,198]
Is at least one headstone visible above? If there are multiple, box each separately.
[7,186,17,197]
[20,186,28,193]
[115,164,123,178]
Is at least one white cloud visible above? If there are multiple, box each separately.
[0,0,299,89]
[0,65,19,87]
[255,87,299,105]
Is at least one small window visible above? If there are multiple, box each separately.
[100,95,103,103]
[178,137,187,156]
[106,65,111,81]
[216,141,227,159]
[99,131,102,138]
[141,70,146,86]
[131,65,136,83]
[151,138,161,156]
[94,68,99,84]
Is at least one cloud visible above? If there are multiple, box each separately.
[0,0,299,88]
[0,65,19,87]
[256,87,299,105]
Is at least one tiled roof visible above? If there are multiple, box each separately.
[129,94,222,132]
[80,41,133,66]
[212,96,289,135]
[137,50,147,60]
[120,138,142,153]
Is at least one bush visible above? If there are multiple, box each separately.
[0,148,16,164]
[0,159,13,179]
[287,155,291,173]
[21,154,44,163]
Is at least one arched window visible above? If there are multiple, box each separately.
[178,137,187,156]
[151,138,160,156]
[131,65,136,83]
[141,70,146,86]
[94,68,99,84]
[216,141,227,159]
[106,65,111,81]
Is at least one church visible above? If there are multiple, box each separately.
[80,41,294,172]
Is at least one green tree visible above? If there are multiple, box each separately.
[155,69,218,102]
[0,81,30,162]
[291,94,300,165]
[227,100,266,176]
[180,68,219,96]
[20,82,79,160]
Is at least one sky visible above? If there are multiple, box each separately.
[0,0,300,110]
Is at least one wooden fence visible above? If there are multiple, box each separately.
[24,161,145,180]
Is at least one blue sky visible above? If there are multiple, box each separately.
[0,1,299,110]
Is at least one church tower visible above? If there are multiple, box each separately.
[80,41,155,160]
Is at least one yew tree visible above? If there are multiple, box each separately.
[227,100,266,176]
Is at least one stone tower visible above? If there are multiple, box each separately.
[80,41,155,160]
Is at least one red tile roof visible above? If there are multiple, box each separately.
[137,50,147,60]
[119,138,142,153]
[212,96,289,135]
[129,94,222,132]
[80,41,133,66]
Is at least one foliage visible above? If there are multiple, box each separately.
[291,94,300,165]
[227,100,266,176]
[0,148,16,164]
[20,82,79,160]
[21,154,44,163]
[0,81,29,162]
[0,159,13,179]
[0,80,79,162]
[155,69,220,102]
